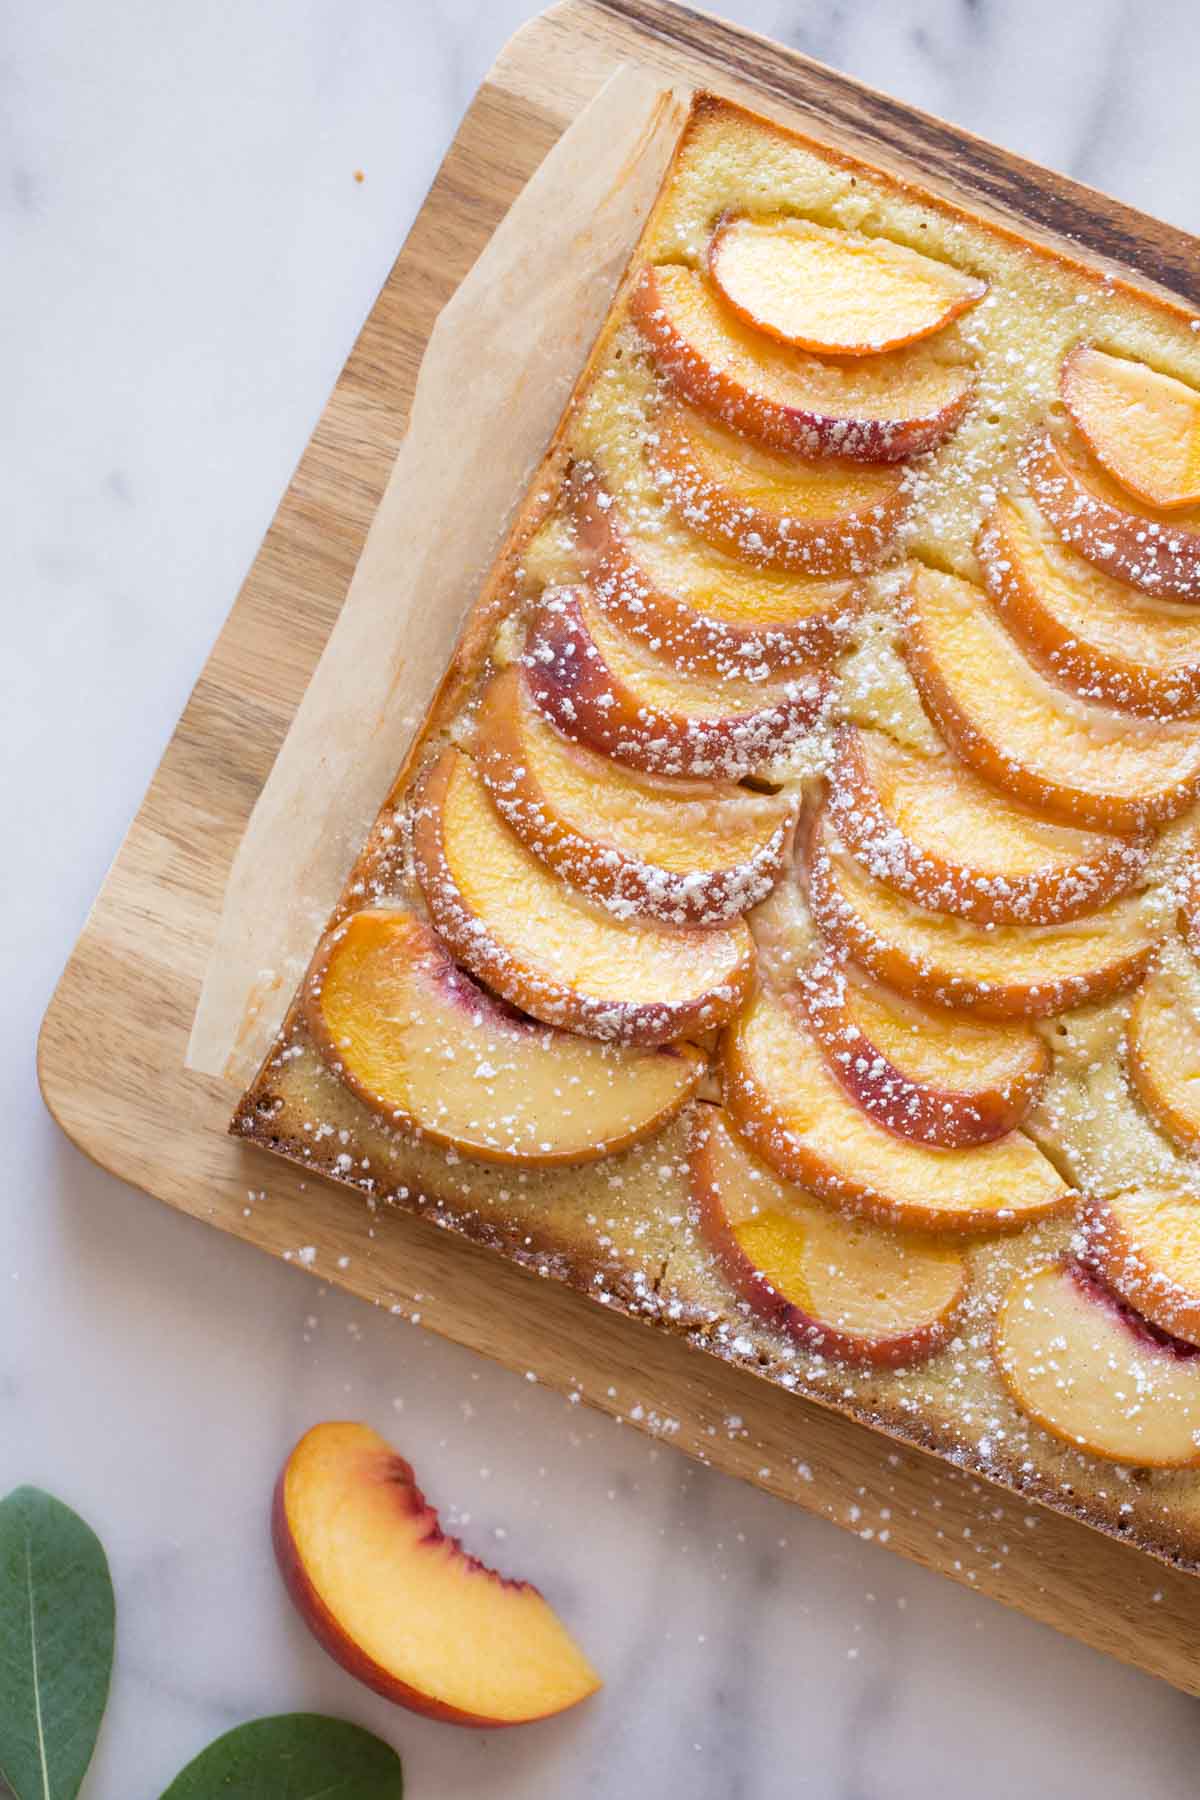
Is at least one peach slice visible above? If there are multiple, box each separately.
[522,584,826,779]
[902,563,1200,831]
[1061,345,1200,511]
[412,747,755,1045]
[1084,1189,1200,1346]
[1126,965,1200,1150]
[273,1422,601,1725]
[630,265,974,461]
[689,1106,967,1365]
[646,398,909,573]
[1021,429,1200,602]
[994,1261,1200,1468]
[303,909,703,1165]
[722,987,1072,1233]
[977,497,1200,716]
[1181,858,1200,957]
[708,214,986,356]
[476,668,792,926]
[806,808,1157,1018]
[798,957,1048,1147]
[570,463,857,671]
[828,724,1148,926]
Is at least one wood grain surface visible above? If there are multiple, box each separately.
[37,0,1200,1693]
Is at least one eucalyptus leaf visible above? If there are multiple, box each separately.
[159,1713,403,1799]
[0,1485,115,1800]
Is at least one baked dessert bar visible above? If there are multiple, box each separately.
[235,94,1200,1569]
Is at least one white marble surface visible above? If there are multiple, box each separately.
[8,1,1200,1794]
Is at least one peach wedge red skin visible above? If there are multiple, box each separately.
[900,562,1200,832]
[688,1107,968,1367]
[977,498,1200,717]
[303,908,704,1166]
[1060,344,1200,513]
[1083,1190,1200,1347]
[804,808,1158,1019]
[706,214,986,356]
[645,398,910,576]
[475,666,793,927]
[568,461,859,670]
[721,986,1072,1234]
[273,1422,601,1727]
[1020,431,1200,602]
[629,264,975,461]
[827,723,1150,926]
[411,747,756,1045]
[522,584,827,780]
[797,957,1049,1148]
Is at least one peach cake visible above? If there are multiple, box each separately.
[236,95,1200,1569]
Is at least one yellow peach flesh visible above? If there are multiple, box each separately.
[304,910,702,1164]
[709,215,985,354]
[1062,345,1200,511]
[995,1263,1200,1468]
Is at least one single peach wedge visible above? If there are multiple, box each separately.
[303,909,703,1165]
[708,214,986,356]
[412,747,755,1045]
[994,1261,1200,1468]
[902,563,1200,832]
[1021,429,1200,602]
[647,398,909,573]
[273,1422,601,1725]
[1061,345,1200,511]
[570,462,857,671]
[722,987,1072,1234]
[689,1106,967,1365]
[798,957,1048,1147]
[1084,1189,1200,1346]
[1126,964,1200,1151]
[805,807,1157,1018]
[630,265,974,461]
[828,724,1148,926]
[522,584,826,779]
[475,667,792,926]
[1181,858,1200,958]
[977,496,1200,717]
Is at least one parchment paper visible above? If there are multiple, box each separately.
[187,67,688,1084]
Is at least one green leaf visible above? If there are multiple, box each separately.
[158,1714,404,1799]
[0,1485,115,1800]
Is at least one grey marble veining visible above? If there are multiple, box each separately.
[7,2,1200,1796]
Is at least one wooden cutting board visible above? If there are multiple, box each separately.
[38,0,1200,1691]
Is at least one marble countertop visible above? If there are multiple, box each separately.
[9,1,1200,1794]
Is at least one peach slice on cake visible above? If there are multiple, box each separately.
[1084,1189,1200,1346]
[977,496,1200,716]
[902,563,1200,831]
[828,724,1149,926]
[994,1261,1200,1468]
[303,909,703,1165]
[274,1422,601,1725]
[569,463,857,671]
[798,957,1048,1147]
[1181,858,1200,958]
[630,265,974,461]
[1126,964,1200,1150]
[1020,430,1200,602]
[412,747,755,1044]
[475,667,793,925]
[646,398,909,573]
[689,1106,967,1365]
[708,214,986,356]
[1061,345,1200,511]
[522,584,826,779]
[722,986,1072,1233]
[806,808,1157,1018]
